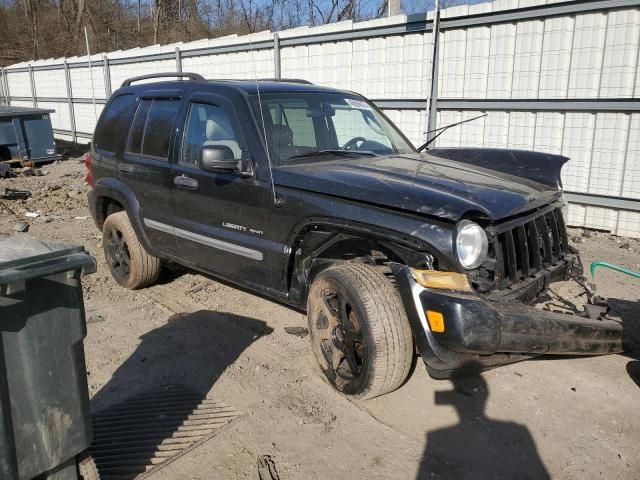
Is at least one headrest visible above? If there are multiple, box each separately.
[268,124,294,146]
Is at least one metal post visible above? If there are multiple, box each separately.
[2,69,10,106]
[273,33,281,79]
[84,26,98,121]
[28,64,37,108]
[0,69,5,105]
[64,60,77,143]
[425,0,441,143]
[102,54,112,98]
[388,0,400,16]
[175,47,182,73]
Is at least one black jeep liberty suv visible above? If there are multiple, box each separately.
[87,72,625,399]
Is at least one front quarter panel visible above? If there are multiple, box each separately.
[269,187,459,289]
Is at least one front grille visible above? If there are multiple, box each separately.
[477,207,570,292]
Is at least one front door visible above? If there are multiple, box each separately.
[171,93,278,293]
[119,91,182,256]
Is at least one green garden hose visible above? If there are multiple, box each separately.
[590,261,640,282]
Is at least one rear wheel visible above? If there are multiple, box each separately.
[307,263,413,399]
[102,211,160,289]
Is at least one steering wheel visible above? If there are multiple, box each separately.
[342,136,367,151]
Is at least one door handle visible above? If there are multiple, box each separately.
[174,175,199,189]
[118,163,137,174]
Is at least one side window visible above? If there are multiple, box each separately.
[181,102,242,166]
[127,99,151,155]
[94,94,133,153]
[127,98,179,160]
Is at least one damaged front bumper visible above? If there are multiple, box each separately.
[392,265,628,378]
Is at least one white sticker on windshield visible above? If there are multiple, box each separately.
[345,98,372,110]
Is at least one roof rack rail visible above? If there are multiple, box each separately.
[121,72,205,87]
[256,78,313,84]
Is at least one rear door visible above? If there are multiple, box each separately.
[171,92,278,292]
[119,90,182,256]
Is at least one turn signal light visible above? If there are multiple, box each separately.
[411,269,472,292]
[426,310,445,333]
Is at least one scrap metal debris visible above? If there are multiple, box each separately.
[11,222,29,233]
[0,165,47,178]
[284,326,309,338]
[0,164,10,178]
[257,455,281,480]
[2,188,32,200]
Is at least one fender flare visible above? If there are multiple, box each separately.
[91,177,156,255]
[284,216,438,306]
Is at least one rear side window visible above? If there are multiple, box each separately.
[94,94,133,153]
[127,98,179,159]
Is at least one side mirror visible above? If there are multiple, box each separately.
[199,145,248,175]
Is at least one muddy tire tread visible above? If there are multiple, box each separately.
[103,211,160,289]
[320,263,413,399]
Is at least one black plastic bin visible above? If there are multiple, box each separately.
[0,233,96,480]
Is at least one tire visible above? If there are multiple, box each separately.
[307,263,414,400]
[77,451,100,480]
[102,211,160,289]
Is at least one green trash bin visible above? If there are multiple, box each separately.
[0,233,96,480]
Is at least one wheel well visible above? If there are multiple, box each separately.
[287,226,435,307]
[95,196,125,229]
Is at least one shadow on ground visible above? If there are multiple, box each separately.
[608,298,640,358]
[416,363,550,480]
[89,310,272,478]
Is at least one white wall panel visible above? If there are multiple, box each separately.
[108,59,176,89]
[561,113,595,192]
[37,101,72,131]
[588,113,629,196]
[483,112,510,148]
[487,23,516,98]
[33,68,67,98]
[567,13,607,97]
[621,114,640,199]
[617,211,640,238]
[599,9,640,97]
[402,33,430,98]
[461,111,486,147]
[74,103,104,133]
[434,110,462,146]
[440,29,466,98]
[567,203,587,227]
[70,66,106,98]
[463,27,491,98]
[538,16,573,98]
[5,0,640,236]
[507,112,536,150]
[511,20,544,97]
[534,112,564,155]
[584,206,619,231]
[384,36,405,98]
[7,71,31,97]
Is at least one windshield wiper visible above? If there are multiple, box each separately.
[287,149,377,161]
[416,113,488,152]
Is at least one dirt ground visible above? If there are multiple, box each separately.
[1,158,639,480]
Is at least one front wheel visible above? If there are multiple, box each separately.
[307,263,414,399]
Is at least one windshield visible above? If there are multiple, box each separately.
[250,92,415,166]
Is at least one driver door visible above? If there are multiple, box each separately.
[171,93,276,290]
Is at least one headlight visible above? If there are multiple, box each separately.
[456,220,488,270]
